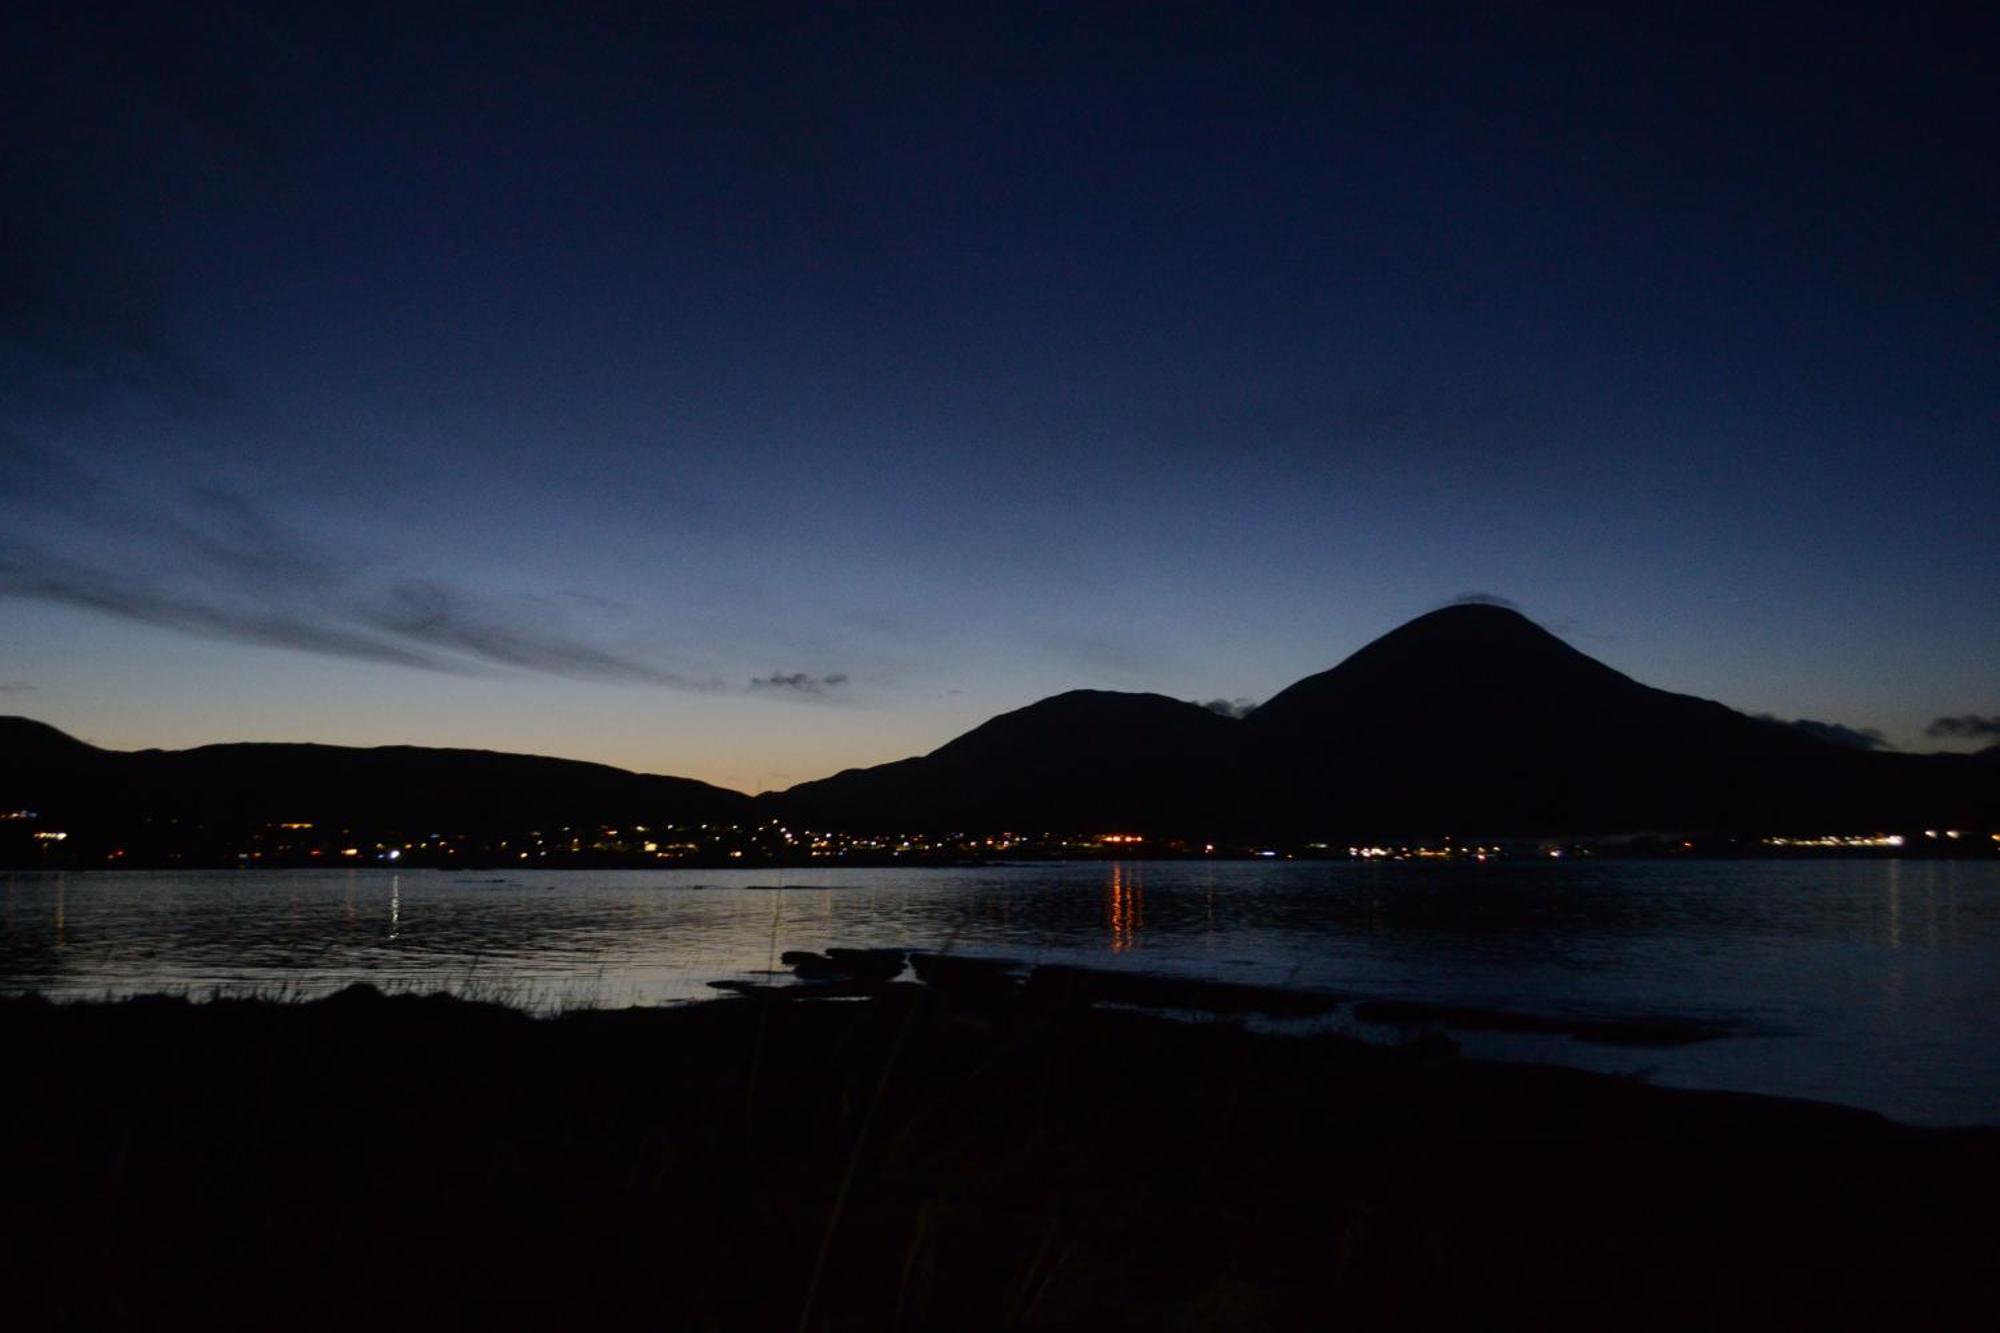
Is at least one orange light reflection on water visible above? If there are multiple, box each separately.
[1107,862,1143,952]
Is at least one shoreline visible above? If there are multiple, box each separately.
[11,840,1998,872]
[2,939,1988,1129]
[5,970,1996,1329]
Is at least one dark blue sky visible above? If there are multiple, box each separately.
[3,2,1994,789]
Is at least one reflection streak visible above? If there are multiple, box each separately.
[1107,863,1143,952]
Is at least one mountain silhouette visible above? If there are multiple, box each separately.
[0,718,750,835]
[780,690,1238,832]
[1,716,103,768]
[6,606,1992,844]
[779,605,1991,837]
[1239,603,1885,833]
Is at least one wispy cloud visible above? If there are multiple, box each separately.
[748,671,850,697]
[1447,591,1521,611]
[1925,714,2000,742]
[371,581,712,685]
[1755,714,1890,751]
[1199,697,1257,719]
[1438,593,1619,644]
[0,681,34,694]
[0,443,721,688]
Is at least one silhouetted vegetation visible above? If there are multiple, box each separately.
[4,975,1995,1329]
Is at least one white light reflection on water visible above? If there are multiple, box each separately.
[2,859,1998,1126]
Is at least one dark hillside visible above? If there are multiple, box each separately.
[0,718,750,835]
[780,690,1240,832]
[1239,604,1917,834]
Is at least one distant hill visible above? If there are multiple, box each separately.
[778,605,1995,837]
[779,690,1240,832]
[0,718,752,835]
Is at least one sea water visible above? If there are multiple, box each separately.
[4,859,1996,1126]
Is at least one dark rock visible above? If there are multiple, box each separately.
[822,947,907,981]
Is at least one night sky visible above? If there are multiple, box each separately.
[3,2,1994,791]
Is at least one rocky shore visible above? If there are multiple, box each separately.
[4,958,1995,1330]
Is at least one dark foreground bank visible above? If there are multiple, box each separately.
[4,972,1996,1332]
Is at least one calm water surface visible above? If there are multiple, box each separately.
[4,860,1997,1126]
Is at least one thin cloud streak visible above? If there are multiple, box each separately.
[749,671,850,697]
[0,446,721,689]
[0,542,473,674]
[373,581,717,687]
[1446,591,1522,611]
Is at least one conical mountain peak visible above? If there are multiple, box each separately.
[1247,604,1629,728]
